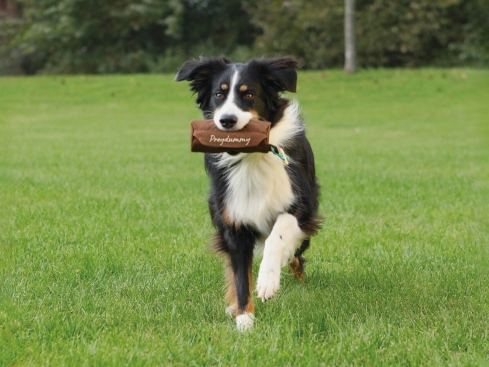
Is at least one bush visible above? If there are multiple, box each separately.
[247,0,489,68]
[0,0,487,74]
[0,0,258,74]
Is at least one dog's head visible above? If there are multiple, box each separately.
[175,57,298,131]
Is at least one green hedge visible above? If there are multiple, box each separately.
[1,0,488,75]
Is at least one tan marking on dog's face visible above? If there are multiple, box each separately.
[239,84,248,92]
[221,83,229,90]
[249,110,259,119]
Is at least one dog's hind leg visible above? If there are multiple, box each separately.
[289,238,310,280]
[256,213,306,302]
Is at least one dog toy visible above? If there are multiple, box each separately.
[191,119,271,153]
[190,119,290,164]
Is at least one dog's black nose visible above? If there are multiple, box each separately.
[220,115,238,129]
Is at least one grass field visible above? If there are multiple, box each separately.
[1,68,488,366]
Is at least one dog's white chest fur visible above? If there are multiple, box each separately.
[221,153,294,236]
[216,102,303,236]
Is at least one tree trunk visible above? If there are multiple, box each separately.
[344,0,356,74]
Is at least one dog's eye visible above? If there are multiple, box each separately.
[244,93,254,99]
[215,93,224,99]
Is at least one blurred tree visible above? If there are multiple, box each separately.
[355,0,463,66]
[353,0,488,67]
[247,0,344,69]
[1,0,488,74]
[344,0,355,73]
[1,0,257,74]
[0,0,23,73]
[176,0,258,57]
[1,0,178,74]
[247,0,489,68]
[448,0,489,66]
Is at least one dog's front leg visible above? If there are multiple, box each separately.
[256,213,305,302]
[223,226,256,331]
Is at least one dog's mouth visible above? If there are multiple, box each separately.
[213,107,263,131]
[219,126,241,132]
[215,117,249,131]
[217,116,267,131]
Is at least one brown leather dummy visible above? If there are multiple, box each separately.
[190,119,271,153]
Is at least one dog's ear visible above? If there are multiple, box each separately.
[175,57,231,85]
[249,57,299,93]
[175,57,231,108]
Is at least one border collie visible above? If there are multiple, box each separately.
[175,56,321,331]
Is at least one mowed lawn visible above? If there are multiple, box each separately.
[1,68,488,366]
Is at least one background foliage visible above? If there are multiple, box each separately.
[0,0,488,74]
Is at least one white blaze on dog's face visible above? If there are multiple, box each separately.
[212,67,258,131]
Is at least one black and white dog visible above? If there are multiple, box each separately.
[175,57,321,331]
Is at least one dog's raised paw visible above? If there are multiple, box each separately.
[236,313,254,331]
[256,267,280,302]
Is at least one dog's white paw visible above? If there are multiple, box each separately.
[256,265,281,302]
[236,313,254,331]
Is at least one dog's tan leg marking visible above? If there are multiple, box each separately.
[224,261,237,316]
[289,256,305,280]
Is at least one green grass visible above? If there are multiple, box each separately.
[1,68,488,366]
